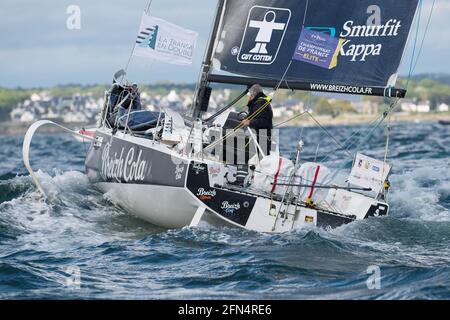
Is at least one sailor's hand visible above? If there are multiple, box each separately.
[241,119,251,126]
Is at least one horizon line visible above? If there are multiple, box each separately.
[2,72,449,91]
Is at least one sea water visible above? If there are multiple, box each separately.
[0,121,449,299]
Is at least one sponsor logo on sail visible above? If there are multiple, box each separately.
[196,188,216,201]
[100,142,149,183]
[221,201,241,215]
[237,6,291,65]
[293,28,344,69]
[311,33,326,42]
[310,83,373,95]
[306,27,336,38]
[339,18,402,62]
[307,7,405,62]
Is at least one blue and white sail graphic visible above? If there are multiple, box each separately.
[133,14,198,66]
[136,25,159,49]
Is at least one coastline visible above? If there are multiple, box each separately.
[1,112,449,136]
[275,112,450,127]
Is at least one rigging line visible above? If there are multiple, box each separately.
[274,111,308,128]
[341,99,399,154]
[145,0,153,13]
[329,98,400,179]
[203,89,248,123]
[305,111,353,158]
[123,0,154,76]
[268,0,308,124]
[335,116,384,155]
[272,94,381,162]
[319,112,384,163]
[302,0,310,26]
[275,61,293,92]
[312,3,425,172]
[202,99,271,152]
[323,2,431,159]
[271,80,375,163]
[203,99,269,154]
[204,51,296,153]
[211,49,292,150]
[275,0,309,106]
[318,94,388,158]
[381,114,391,198]
[322,97,399,163]
[411,0,436,76]
[406,0,423,89]
[308,91,312,109]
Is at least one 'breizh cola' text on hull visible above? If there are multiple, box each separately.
[101,142,148,182]
[339,19,402,61]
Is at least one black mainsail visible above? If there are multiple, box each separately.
[193,0,420,116]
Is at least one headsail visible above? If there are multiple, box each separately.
[210,0,420,97]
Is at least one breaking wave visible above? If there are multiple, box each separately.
[0,122,449,299]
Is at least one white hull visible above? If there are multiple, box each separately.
[95,182,231,229]
[84,128,389,232]
[96,183,198,228]
[23,122,389,233]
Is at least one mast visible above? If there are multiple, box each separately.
[191,0,226,118]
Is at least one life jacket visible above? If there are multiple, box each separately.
[257,95,272,104]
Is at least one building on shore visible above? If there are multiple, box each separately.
[437,103,449,112]
[401,100,431,113]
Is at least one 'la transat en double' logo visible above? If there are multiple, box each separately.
[136,25,159,49]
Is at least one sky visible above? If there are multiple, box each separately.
[0,0,447,88]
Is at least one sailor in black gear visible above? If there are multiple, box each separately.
[241,84,273,156]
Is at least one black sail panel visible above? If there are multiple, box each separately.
[212,0,419,89]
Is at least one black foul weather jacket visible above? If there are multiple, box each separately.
[247,93,273,130]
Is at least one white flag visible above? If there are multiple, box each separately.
[348,153,391,195]
[133,14,198,66]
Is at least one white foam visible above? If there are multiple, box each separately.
[35,169,89,200]
[389,165,450,221]
[0,170,138,252]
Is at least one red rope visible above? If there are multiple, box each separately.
[271,157,283,194]
[308,165,321,199]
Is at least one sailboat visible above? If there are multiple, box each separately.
[23,0,422,233]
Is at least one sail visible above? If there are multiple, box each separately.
[211,0,419,94]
